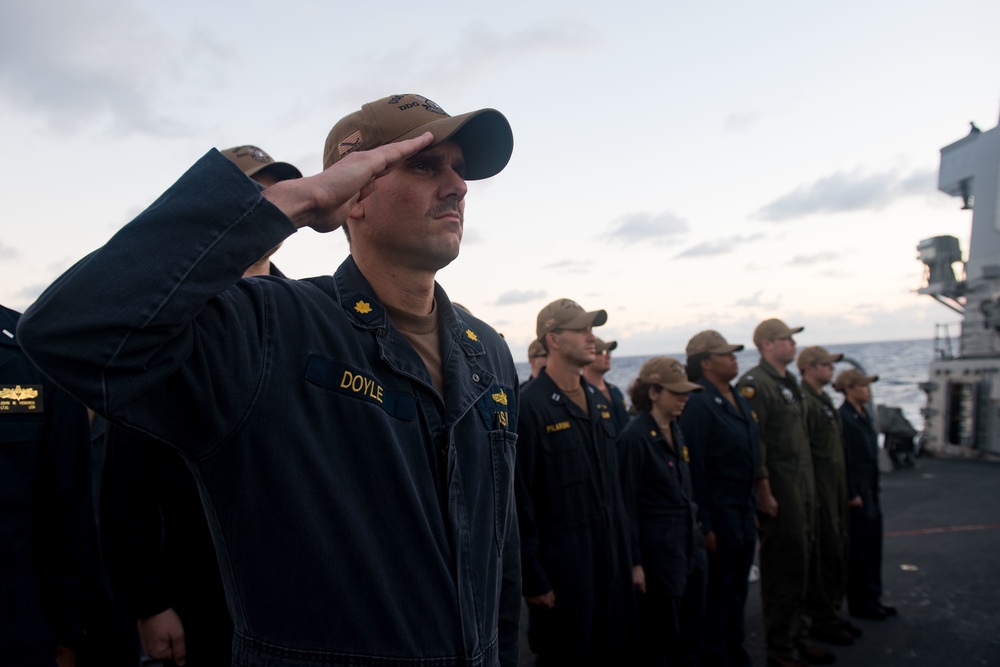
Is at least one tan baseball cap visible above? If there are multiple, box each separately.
[753,318,804,347]
[527,340,547,359]
[323,94,513,180]
[595,338,618,354]
[638,357,703,393]
[797,345,844,370]
[833,368,879,391]
[536,299,607,340]
[220,145,302,181]
[686,330,744,356]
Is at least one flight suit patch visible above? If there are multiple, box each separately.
[740,386,756,399]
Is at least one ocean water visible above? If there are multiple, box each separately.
[514,338,935,433]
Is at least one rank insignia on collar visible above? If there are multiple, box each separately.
[492,389,508,406]
[683,445,690,463]
[465,329,478,342]
[740,386,756,399]
[354,300,373,314]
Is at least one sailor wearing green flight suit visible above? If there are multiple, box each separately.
[797,347,861,648]
[736,320,833,667]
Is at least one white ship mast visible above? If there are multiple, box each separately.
[917,109,1000,457]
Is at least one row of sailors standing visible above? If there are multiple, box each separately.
[3,86,893,666]
[515,300,893,667]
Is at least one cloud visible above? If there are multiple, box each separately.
[724,111,761,133]
[675,234,763,258]
[600,211,689,246]
[734,291,780,310]
[326,19,597,103]
[0,242,18,260]
[543,259,592,274]
[496,289,546,306]
[0,2,214,135]
[755,167,934,222]
[785,251,842,266]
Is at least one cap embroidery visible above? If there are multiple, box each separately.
[338,130,362,158]
[422,98,447,116]
[232,146,273,164]
[354,300,373,314]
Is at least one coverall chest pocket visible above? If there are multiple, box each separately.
[540,432,588,490]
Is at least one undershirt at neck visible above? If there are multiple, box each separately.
[384,300,444,397]
[561,380,589,416]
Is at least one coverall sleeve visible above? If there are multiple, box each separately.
[514,403,551,597]
[740,383,771,481]
[18,151,296,458]
[678,396,714,535]
[615,426,645,567]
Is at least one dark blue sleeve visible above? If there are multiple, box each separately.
[615,423,646,567]
[678,394,714,535]
[18,151,296,458]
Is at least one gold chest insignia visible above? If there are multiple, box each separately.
[740,386,756,399]
[0,385,39,400]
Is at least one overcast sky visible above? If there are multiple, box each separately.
[3,0,998,360]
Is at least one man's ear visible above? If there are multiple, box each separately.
[347,193,365,221]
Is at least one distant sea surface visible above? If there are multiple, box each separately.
[515,338,934,432]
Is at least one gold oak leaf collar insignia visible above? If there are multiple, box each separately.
[354,300,373,315]
[466,329,478,342]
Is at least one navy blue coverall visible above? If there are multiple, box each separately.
[18,151,521,667]
[679,379,759,667]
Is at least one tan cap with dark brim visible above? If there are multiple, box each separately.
[638,356,703,393]
[595,338,618,354]
[686,330,744,356]
[833,368,879,391]
[753,318,804,347]
[536,298,607,340]
[797,345,844,370]
[323,94,513,180]
[220,145,303,181]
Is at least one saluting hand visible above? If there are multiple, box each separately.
[263,132,434,233]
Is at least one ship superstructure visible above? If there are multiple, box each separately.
[918,113,1000,457]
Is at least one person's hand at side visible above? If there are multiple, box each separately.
[138,607,187,667]
[525,590,556,609]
